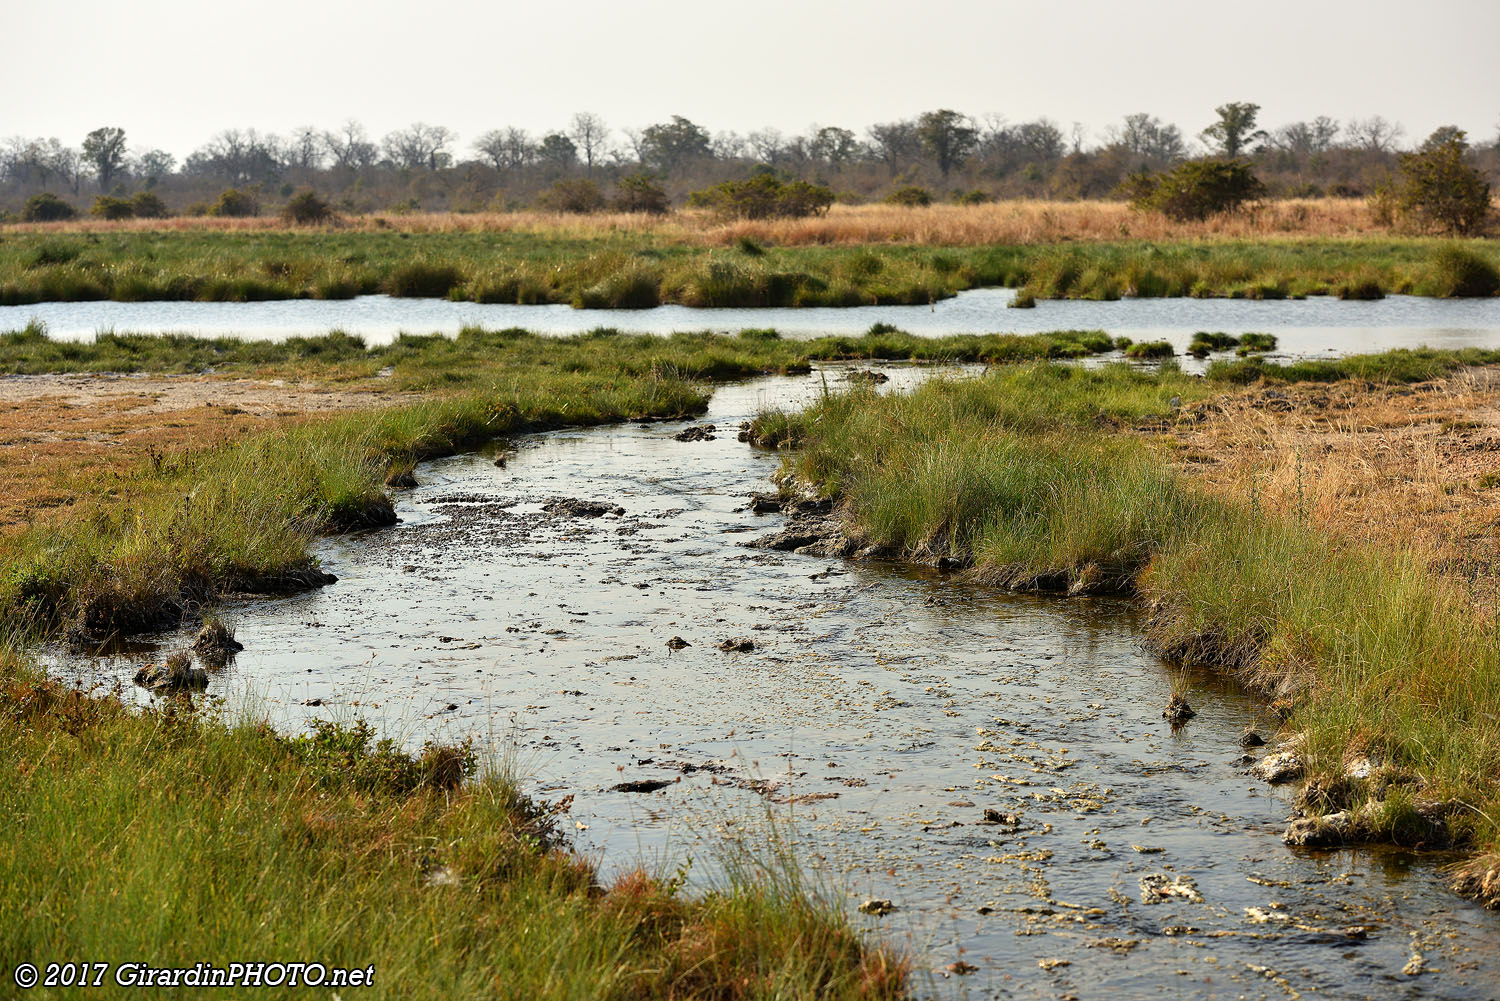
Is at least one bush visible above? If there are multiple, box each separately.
[129,191,170,219]
[613,173,670,215]
[21,193,77,222]
[539,178,606,213]
[209,188,259,218]
[952,189,990,205]
[1422,246,1500,298]
[1389,131,1492,236]
[90,196,135,220]
[686,174,834,220]
[1126,159,1265,221]
[884,186,932,207]
[280,189,334,225]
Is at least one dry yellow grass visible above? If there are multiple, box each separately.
[0,374,403,531]
[2,198,1410,244]
[1165,371,1500,607]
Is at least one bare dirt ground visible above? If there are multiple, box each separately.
[0,373,412,530]
[1161,368,1500,606]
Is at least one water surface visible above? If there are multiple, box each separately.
[6,290,1500,363]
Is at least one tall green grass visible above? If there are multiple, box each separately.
[757,363,1500,874]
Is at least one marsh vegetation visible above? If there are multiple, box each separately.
[1,213,1497,307]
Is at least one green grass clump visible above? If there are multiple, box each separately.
[1125,340,1174,359]
[0,656,905,999]
[386,261,464,298]
[1207,346,1500,385]
[1187,331,1239,358]
[1236,332,1278,354]
[1417,245,1500,298]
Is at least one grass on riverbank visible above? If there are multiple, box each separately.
[0,651,904,999]
[0,218,1495,306]
[0,322,1118,382]
[752,362,1500,903]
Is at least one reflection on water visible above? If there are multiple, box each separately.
[51,368,1500,1000]
[5,289,1500,363]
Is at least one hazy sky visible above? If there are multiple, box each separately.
[6,0,1498,158]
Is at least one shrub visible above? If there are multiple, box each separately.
[1389,130,1492,235]
[21,192,77,222]
[687,175,833,220]
[614,173,670,215]
[129,191,170,218]
[539,178,606,213]
[280,189,334,225]
[90,196,135,220]
[209,188,259,218]
[1126,159,1265,221]
[953,189,990,205]
[1422,246,1500,298]
[884,186,932,207]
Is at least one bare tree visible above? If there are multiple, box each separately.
[1108,113,1185,163]
[1346,116,1405,153]
[1270,117,1341,155]
[568,112,609,173]
[621,127,648,165]
[747,127,785,164]
[867,120,919,176]
[383,123,456,171]
[324,120,377,170]
[710,131,746,160]
[6,138,76,189]
[473,127,534,171]
[185,129,281,184]
[284,125,325,170]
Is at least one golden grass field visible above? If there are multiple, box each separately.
[0,197,1435,245]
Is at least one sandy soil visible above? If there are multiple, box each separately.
[0,372,414,530]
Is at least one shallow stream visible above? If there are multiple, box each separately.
[52,366,1500,999]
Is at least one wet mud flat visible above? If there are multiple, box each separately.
[54,367,1500,999]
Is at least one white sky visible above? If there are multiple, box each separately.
[5,0,1498,158]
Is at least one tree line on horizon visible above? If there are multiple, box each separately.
[3,104,1498,219]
